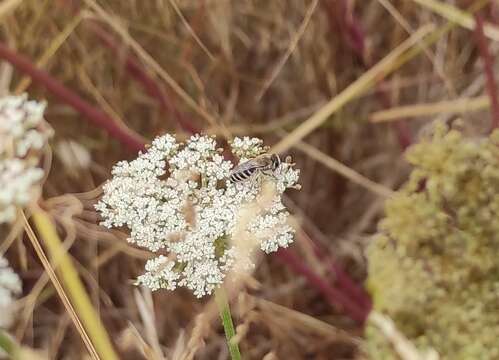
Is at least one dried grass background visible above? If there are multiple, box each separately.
[0,0,497,359]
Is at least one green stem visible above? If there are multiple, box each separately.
[215,287,242,360]
[0,330,19,359]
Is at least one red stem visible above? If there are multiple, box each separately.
[321,0,365,60]
[277,248,369,323]
[301,232,372,310]
[0,43,145,153]
[474,14,499,130]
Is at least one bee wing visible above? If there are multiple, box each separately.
[230,158,264,174]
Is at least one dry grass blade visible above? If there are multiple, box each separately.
[370,96,490,122]
[255,0,319,101]
[27,208,119,360]
[370,312,439,360]
[207,102,324,135]
[0,0,23,22]
[83,0,224,133]
[474,14,499,130]
[14,12,84,94]
[77,66,138,133]
[168,0,215,61]
[271,24,434,154]
[411,0,499,41]
[256,297,360,344]
[281,133,394,198]
[134,289,165,360]
[21,211,99,360]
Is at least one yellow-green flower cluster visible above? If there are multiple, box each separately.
[366,124,499,359]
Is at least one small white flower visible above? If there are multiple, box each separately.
[0,256,22,328]
[0,94,51,224]
[0,94,49,157]
[97,135,300,297]
[0,159,44,223]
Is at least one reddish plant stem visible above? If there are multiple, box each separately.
[321,0,365,59]
[0,43,145,153]
[376,82,412,149]
[276,248,369,324]
[329,261,372,310]
[474,14,499,131]
[299,231,372,310]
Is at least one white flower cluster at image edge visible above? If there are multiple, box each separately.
[96,134,300,297]
[0,94,51,223]
[0,256,22,328]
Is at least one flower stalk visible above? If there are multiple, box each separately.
[215,287,242,360]
[0,329,17,358]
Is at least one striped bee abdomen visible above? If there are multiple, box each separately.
[229,167,257,183]
[229,153,281,184]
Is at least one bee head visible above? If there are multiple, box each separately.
[270,154,281,170]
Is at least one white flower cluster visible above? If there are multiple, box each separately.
[97,135,300,297]
[0,94,51,223]
[0,256,22,328]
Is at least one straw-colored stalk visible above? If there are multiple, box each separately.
[26,208,118,360]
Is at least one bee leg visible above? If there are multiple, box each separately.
[252,171,262,183]
[261,169,279,180]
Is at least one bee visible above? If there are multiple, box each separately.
[229,153,281,183]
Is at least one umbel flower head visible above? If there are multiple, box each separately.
[366,123,499,359]
[0,256,22,328]
[96,134,300,297]
[0,94,52,224]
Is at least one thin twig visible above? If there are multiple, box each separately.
[474,14,499,130]
[168,0,215,61]
[255,0,319,101]
[288,135,395,198]
[22,211,100,360]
